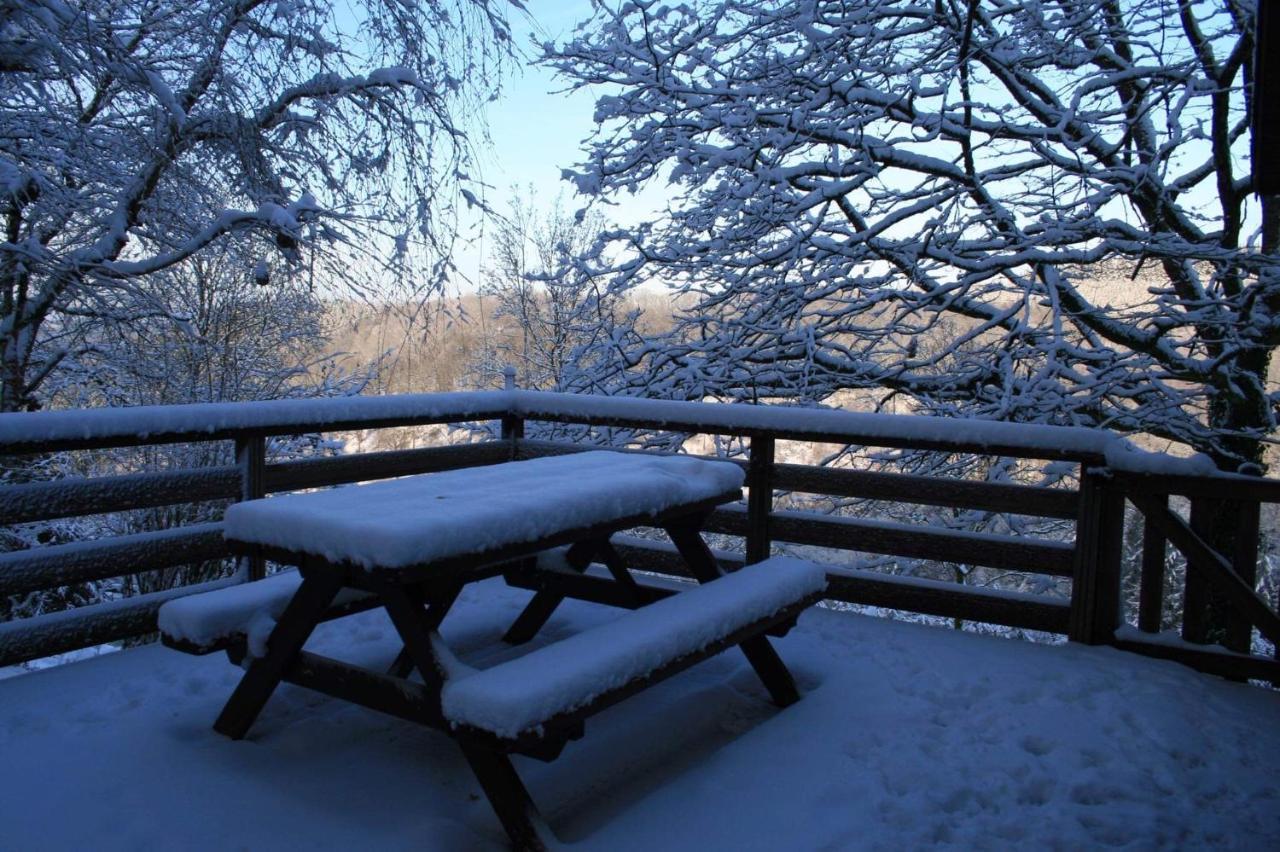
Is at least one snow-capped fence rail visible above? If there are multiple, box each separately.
[2,391,1278,685]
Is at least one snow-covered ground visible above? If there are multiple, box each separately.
[2,579,1277,850]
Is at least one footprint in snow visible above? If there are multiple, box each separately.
[1019,734,1055,756]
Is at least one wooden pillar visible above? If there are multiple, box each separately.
[1068,468,1125,645]
[1182,494,1262,652]
[1137,500,1167,633]
[1227,500,1261,654]
[1182,497,1220,644]
[234,435,266,581]
[745,435,775,565]
[501,365,523,458]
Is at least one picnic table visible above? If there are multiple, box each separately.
[159,450,827,850]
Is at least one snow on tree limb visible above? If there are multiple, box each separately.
[548,0,1279,471]
[0,0,515,412]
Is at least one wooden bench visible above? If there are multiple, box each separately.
[157,451,826,850]
[444,556,824,741]
[158,569,379,656]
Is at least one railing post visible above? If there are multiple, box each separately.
[500,365,523,459]
[1137,499,1168,633]
[235,435,266,581]
[1181,495,1261,653]
[1069,467,1125,645]
[1227,499,1261,654]
[746,435,775,565]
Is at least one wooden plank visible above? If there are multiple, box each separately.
[283,650,445,727]
[1128,491,1280,648]
[0,577,240,668]
[522,439,1080,521]
[514,438,593,459]
[456,741,554,852]
[1228,501,1262,653]
[0,524,230,597]
[265,442,510,491]
[1112,635,1280,685]
[1067,472,1125,645]
[0,443,509,525]
[773,464,1079,520]
[513,407,1106,463]
[537,534,1067,634]
[459,591,825,744]
[746,435,775,564]
[1107,469,1280,505]
[0,402,514,454]
[1137,506,1167,633]
[704,506,1075,576]
[825,570,1071,634]
[236,436,266,581]
[164,591,383,656]
[0,466,239,523]
[500,374,525,457]
[515,438,748,470]
[1181,497,1216,643]
[611,537,745,578]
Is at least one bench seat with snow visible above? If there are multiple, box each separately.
[158,569,380,656]
[157,450,827,851]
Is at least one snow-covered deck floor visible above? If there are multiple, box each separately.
[3,579,1278,850]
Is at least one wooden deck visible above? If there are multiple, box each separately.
[2,579,1277,850]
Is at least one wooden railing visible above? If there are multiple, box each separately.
[1,390,1277,685]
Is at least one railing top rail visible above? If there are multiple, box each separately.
[0,389,1264,482]
[508,391,1113,462]
[1,389,1113,460]
[0,392,513,453]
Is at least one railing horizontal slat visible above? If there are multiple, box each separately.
[826,569,1071,634]
[265,442,510,491]
[515,437,748,469]
[0,524,230,597]
[0,443,512,526]
[773,464,1079,519]
[519,439,1077,519]
[607,538,1068,633]
[1113,631,1280,684]
[1109,469,1280,504]
[703,506,1075,576]
[0,577,240,668]
[0,468,240,524]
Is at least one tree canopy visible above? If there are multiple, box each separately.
[1,0,514,412]
[549,0,1278,471]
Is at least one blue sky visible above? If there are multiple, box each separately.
[453,0,670,287]
[452,0,597,286]
[481,0,597,200]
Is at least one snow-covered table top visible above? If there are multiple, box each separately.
[223,451,745,570]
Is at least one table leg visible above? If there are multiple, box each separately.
[213,570,345,739]
[503,539,599,644]
[376,582,453,701]
[387,582,462,678]
[664,516,724,583]
[596,539,644,605]
[457,740,553,852]
[666,517,800,706]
